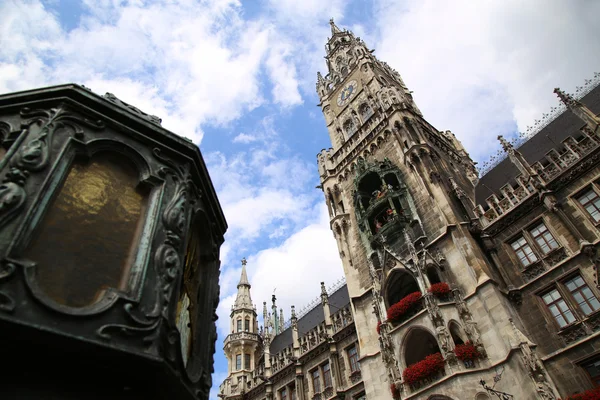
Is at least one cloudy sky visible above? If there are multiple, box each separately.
[2,0,599,398]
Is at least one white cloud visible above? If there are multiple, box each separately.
[216,204,343,338]
[373,0,600,162]
[232,133,257,144]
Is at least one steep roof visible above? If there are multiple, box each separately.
[475,83,600,206]
[269,284,351,355]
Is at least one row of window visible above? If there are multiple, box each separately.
[306,345,359,396]
[236,318,251,332]
[235,353,251,370]
[509,188,600,269]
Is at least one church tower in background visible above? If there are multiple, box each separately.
[222,259,262,395]
[316,19,558,399]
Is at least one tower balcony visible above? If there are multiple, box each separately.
[223,331,261,348]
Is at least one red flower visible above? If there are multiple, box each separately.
[454,342,481,361]
[561,386,600,400]
[390,383,400,400]
[428,282,451,297]
[402,353,445,385]
[377,321,382,335]
[387,292,422,322]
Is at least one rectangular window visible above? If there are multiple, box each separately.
[245,318,250,332]
[323,362,332,388]
[578,190,600,222]
[348,346,360,373]
[511,236,538,267]
[530,223,558,255]
[582,357,600,386]
[280,388,287,400]
[542,289,576,328]
[565,275,600,316]
[237,319,242,332]
[236,354,242,370]
[312,369,321,393]
[245,353,251,370]
[290,388,296,400]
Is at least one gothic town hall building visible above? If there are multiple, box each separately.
[219,20,600,400]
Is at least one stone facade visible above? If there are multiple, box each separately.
[219,264,365,400]
[315,20,600,400]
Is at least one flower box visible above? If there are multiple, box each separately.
[454,341,482,362]
[561,386,600,400]
[428,282,451,298]
[390,383,400,400]
[387,292,422,322]
[402,352,445,386]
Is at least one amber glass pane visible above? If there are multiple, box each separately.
[25,152,148,308]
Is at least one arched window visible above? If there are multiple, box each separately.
[449,321,466,346]
[25,152,149,308]
[386,270,420,307]
[245,318,250,332]
[359,103,372,121]
[357,171,381,210]
[404,328,441,367]
[343,119,356,136]
[426,267,441,285]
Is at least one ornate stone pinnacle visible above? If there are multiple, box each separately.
[497,135,514,153]
[553,87,579,108]
[241,257,247,266]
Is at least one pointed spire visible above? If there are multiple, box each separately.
[233,258,253,310]
[497,135,545,190]
[554,87,600,130]
[329,18,341,35]
[238,257,250,287]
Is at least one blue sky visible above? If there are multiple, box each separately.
[2,1,600,399]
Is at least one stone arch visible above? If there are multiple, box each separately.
[402,326,441,367]
[475,393,491,400]
[359,102,372,120]
[448,320,466,346]
[428,396,455,400]
[426,264,442,285]
[384,268,420,308]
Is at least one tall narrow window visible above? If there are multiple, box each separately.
[237,319,242,332]
[542,289,576,328]
[290,387,296,400]
[25,152,148,307]
[312,369,321,393]
[530,223,558,254]
[236,354,242,370]
[244,353,251,370]
[280,388,287,400]
[511,236,538,267]
[348,346,360,373]
[323,362,332,388]
[245,318,250,332]
[565,275,600,316]
[578,190,600,222]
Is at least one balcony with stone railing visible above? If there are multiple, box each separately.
[475,130,600,227]
[223,331,261,348]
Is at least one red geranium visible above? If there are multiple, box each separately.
[377,321,382,335]
[390,383,400,400]
[402,352,445,385]
[454,342,481,361]
[428,282,451,297]
[561,386,600,400]
[387,292,422,322]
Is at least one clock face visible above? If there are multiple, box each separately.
[337,80,357,107]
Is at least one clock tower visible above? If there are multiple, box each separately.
[316,20,546,399]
